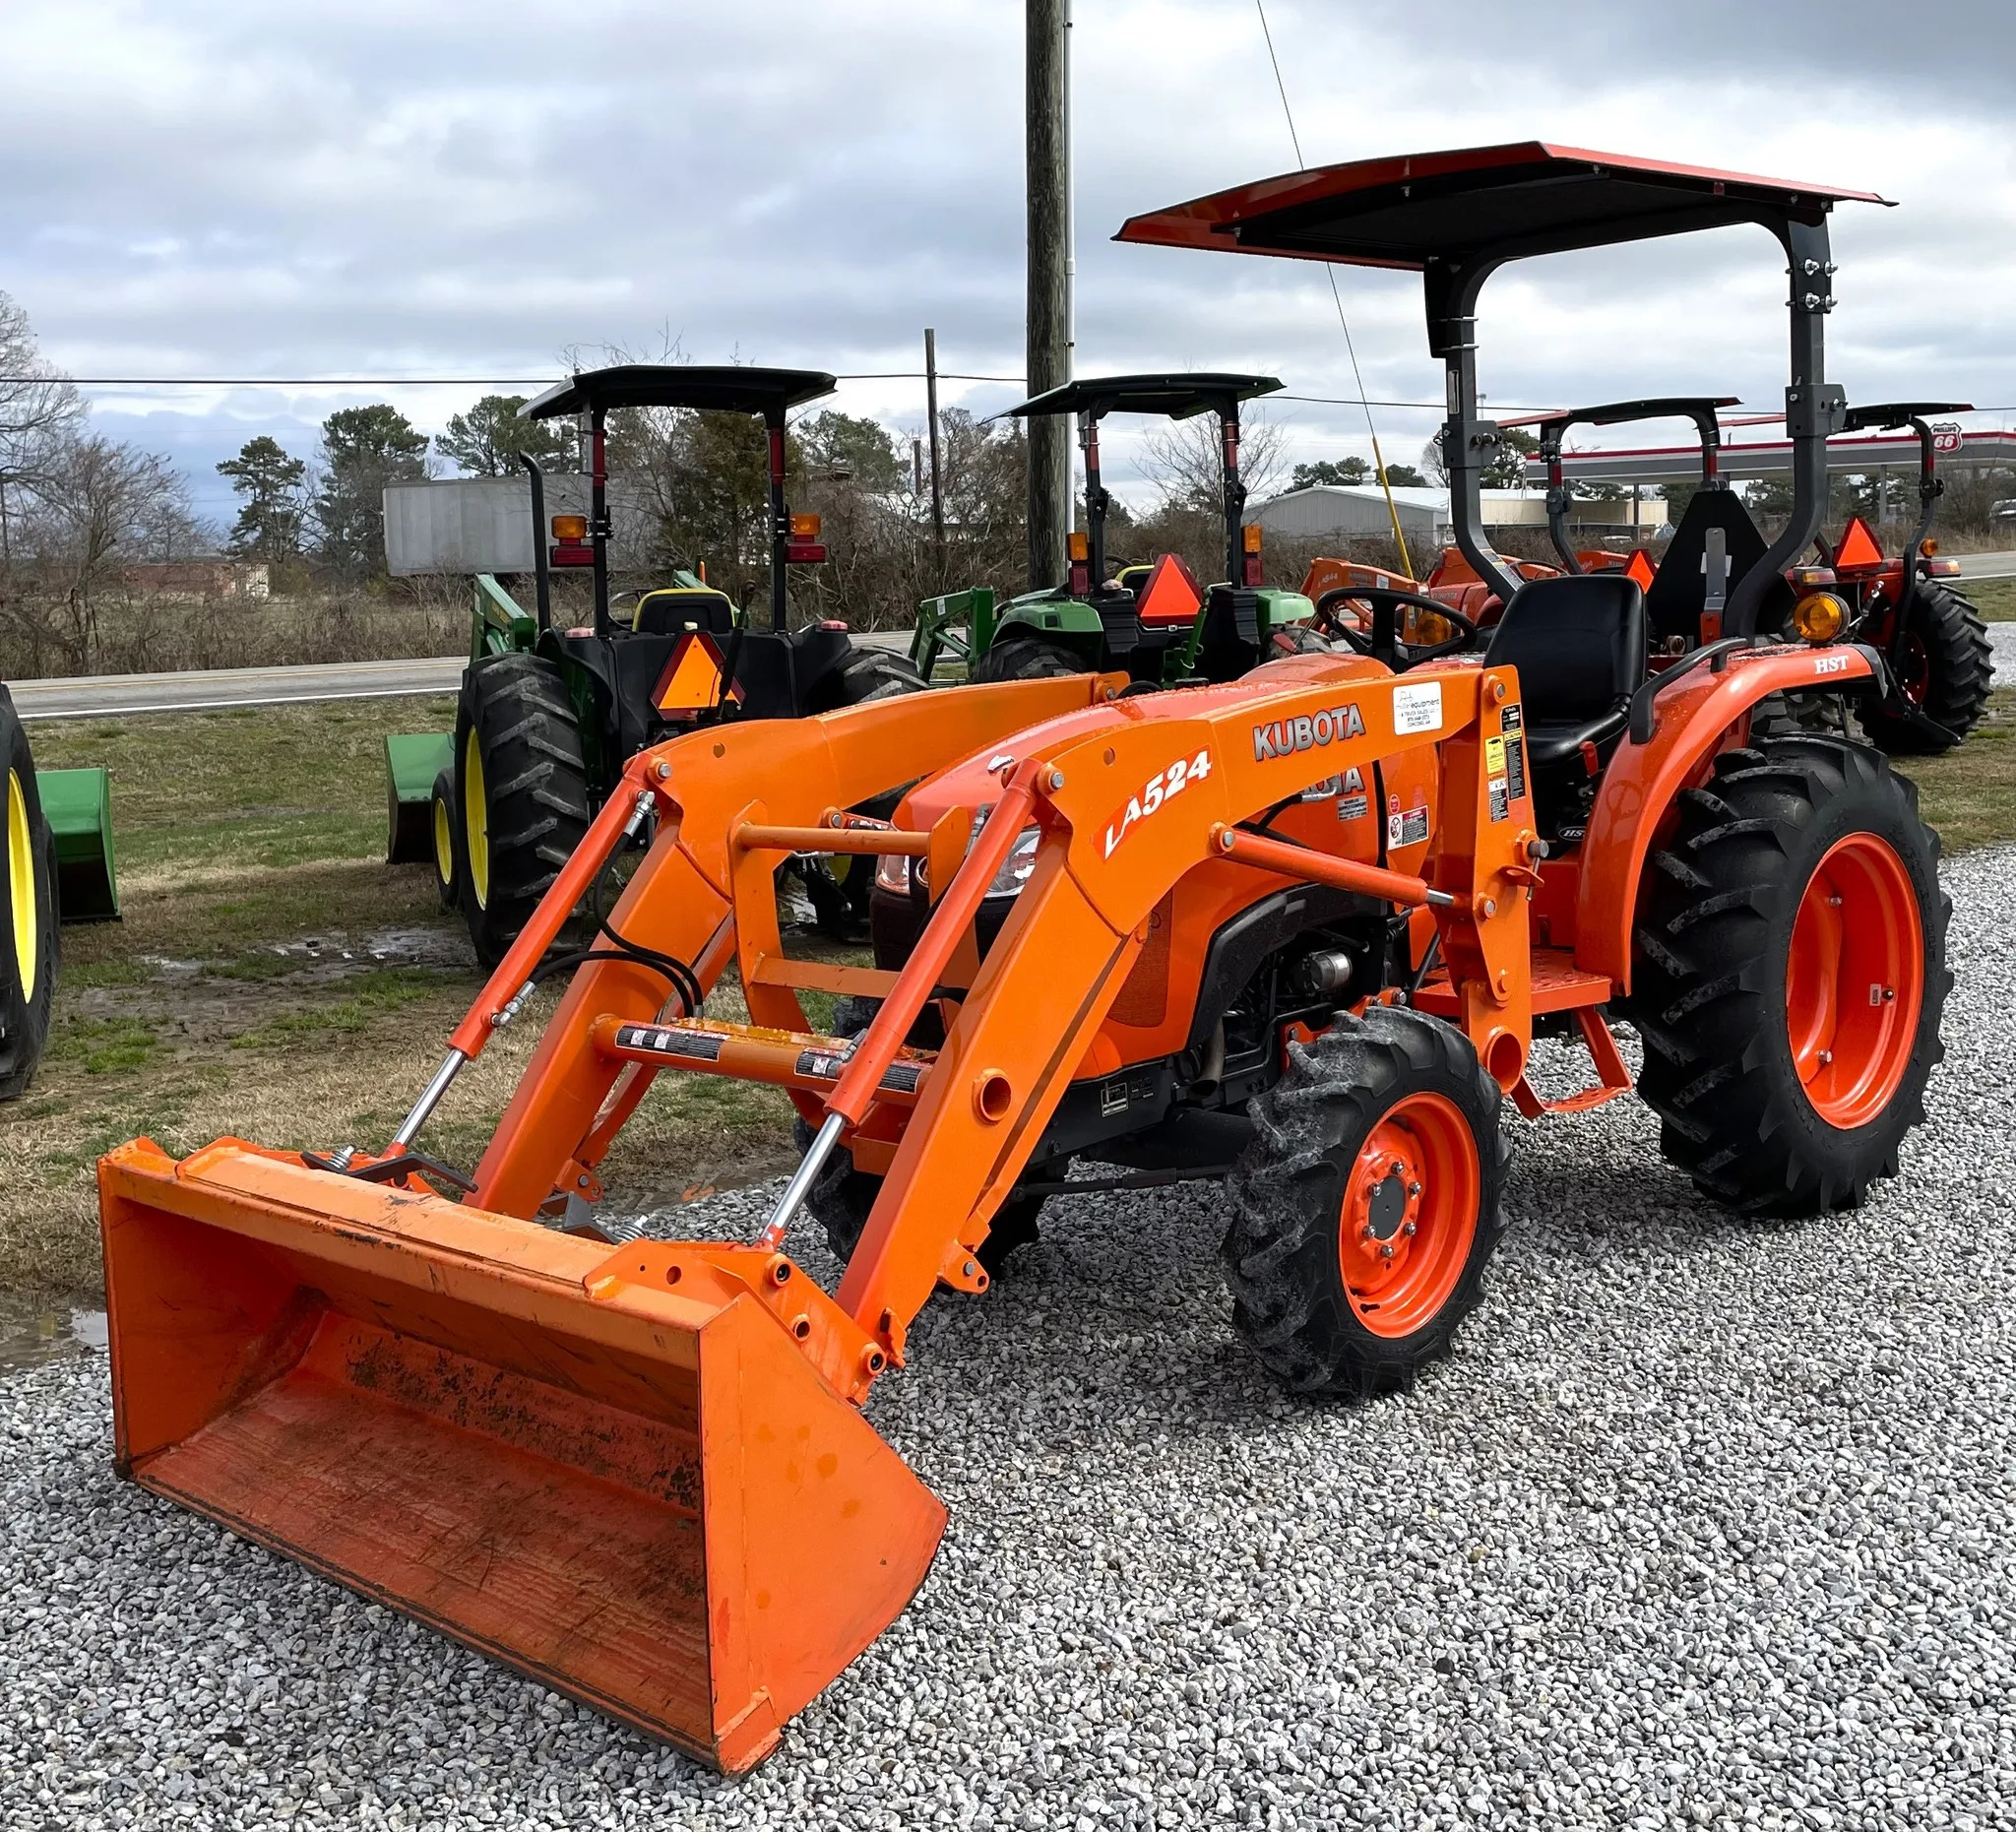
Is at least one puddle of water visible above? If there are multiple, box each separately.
[0,1299,109,1374]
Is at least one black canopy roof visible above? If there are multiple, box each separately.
[1841,401,1973,433]
[1116,143,1890,271]
[1003,372,1282,422]
[526,364,837,420]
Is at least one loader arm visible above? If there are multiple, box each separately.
[472,674,1115,1218]
[831,653,1538,1358]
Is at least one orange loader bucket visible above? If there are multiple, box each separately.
[97,1138,944,1773]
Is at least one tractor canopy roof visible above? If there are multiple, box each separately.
[1840,400,1972,432]
[1114,142,1890,270]
[526,364,838,420]
[1003,372,1282,422]
[1527,397,1741,437]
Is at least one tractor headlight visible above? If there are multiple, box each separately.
[873,825,1040,899]
[986,826,1041,897]
[1793,591,1849,644]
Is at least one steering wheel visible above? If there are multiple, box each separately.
[1313,586,1480,671]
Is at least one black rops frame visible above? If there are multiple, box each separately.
[1533,397,1739,574]
[1832,400,1972,636]
[1005,373,1283,595]
[1120,149,1893,643]
[523,364,839,639]
[1422,210,1848,637]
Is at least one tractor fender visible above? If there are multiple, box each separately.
[1575,642,1878,991]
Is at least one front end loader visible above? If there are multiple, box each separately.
[99,144,1951,1771]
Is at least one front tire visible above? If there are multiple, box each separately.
[429,767,461,912]
[1223,1004,1506,1398]
[1857,583,1994,754]
[454,655,594,969]
[1633,736,1948,1215]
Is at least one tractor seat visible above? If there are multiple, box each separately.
[634,587,736,637]
[1481,574,1647,767]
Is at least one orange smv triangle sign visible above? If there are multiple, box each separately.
[1624,548,1656,591]
[653,632,738,716]
[1134,551,1206,626]
[1834,516,1885,569]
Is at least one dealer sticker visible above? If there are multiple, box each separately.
[1392,681,1443,734]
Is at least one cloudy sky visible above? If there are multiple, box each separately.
[4,0,2012,527]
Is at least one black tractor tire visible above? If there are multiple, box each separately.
[1223,1004,1506,1398]
[808,644,929,714]
[454,654,594,969]
[0,690,61,1101]
[1632,736,1948,1216]
[428,766,461,912]
[791,997,1047,1276]
[971,636,1090,684]
[1856,583,1994,754]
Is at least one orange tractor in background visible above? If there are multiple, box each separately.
[1302,390,1994,752]
[96,144,1950,1769]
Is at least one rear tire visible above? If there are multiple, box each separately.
[455,655,594,969]
[0,690,61,1102]
[1632,736,1948,1215]
[1223,1004,1505,1398]
[429,767,461,912]
[1856,583,1994,754]
[809,645,929,713]
[971,637,1089,683]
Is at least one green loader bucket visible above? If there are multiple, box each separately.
[385,732,453,865]
[35,767,118,922]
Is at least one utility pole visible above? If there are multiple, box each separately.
[1025,0,1072,591]
[924,327,946,582]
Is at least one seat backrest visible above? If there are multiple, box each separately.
[1643,487,1768,643]
[1482,575,1647,722]
[635,587,736,636]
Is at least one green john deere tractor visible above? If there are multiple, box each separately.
[911,373,1318,686]
[385,365,925,966]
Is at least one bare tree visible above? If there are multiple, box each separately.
[7,435,202,669]
[1137,410,1291,513]
[0,291,86,567]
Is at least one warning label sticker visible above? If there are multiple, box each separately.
[1504,734,1526,802]
[1487,778,1510,823]
[1392,681,1443,735]
[1484,734,1506,776]
[1337,793,1369,821]
[1388,803,1431,848]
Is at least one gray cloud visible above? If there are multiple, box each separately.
[3,0,2009,524]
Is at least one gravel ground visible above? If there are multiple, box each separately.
[1985,622,2013,686]
[6,846,2016,1831]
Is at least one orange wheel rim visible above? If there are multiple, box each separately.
[1337,1091,1479,1339]
[1786,833,1922,1128]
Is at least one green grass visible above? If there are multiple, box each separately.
[1967,575,2015,621]
[1906,688,2016,853]
[28,696,456,874]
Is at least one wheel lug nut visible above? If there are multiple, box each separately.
[1408,1181,1422,1197]
[1818,1049,1833,1066]
[1402,1222,1417,1237]
[1380,1244,1396,1260]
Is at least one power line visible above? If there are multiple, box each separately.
[1254,0,1415,573]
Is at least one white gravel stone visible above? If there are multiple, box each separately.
[5,845,2015,1830]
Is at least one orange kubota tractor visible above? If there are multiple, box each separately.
[98,145,1949,1771]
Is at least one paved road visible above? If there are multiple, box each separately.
[11,630,921,722]
[1956,550,2016,581]
[12,656,468,721]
